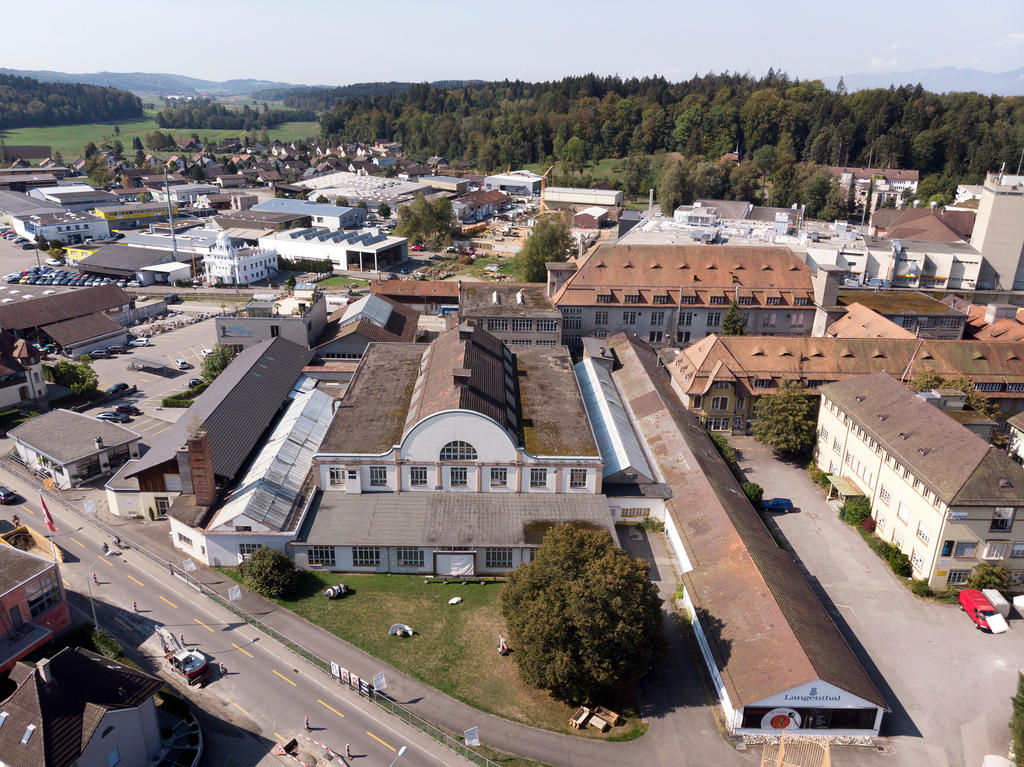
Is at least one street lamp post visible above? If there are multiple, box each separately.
[388,746,407,767]
[87,551,116,630]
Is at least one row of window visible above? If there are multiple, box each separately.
[940,540,1024,559]
[486,319,559,332]
[330,465,588,489]
[594,310,666,326]
[947,568,1024,586]
[313,546,516,569]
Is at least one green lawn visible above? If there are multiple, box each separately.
[222,570,646,739]
[0,108,320,160]
[0,408,40,434]
[316,276,371,290]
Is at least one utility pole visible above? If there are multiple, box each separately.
[163,167,180,263]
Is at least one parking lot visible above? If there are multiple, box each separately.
[80,317,219,417]
[730,435,1023,767]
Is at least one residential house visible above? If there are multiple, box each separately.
[826,166,919,209]
[295,324,609,574]
[0,649,164,766]
[816,373,1024,591]
[0,546,71,673]
[10,410,142,489]
[550,244,816,350]
[0,336,47,406]
[459,283,561,347]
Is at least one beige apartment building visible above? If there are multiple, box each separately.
[816,373,1024,591]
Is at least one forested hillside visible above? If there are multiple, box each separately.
[155,99,316,130]
[0,73,142,129]
[319,72,1024,203]
[267,80,480,111]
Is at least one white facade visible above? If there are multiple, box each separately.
[12,212,110,245]
[201,231,278,285]
[317,409,601,496]
[805,239,981,291]
[260,228,408,272]
[543,187,623,207]
[484,170,542,196]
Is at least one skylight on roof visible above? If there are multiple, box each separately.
[21,723,35,745]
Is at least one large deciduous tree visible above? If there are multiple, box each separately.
[752,380,817,455]
[512,212,572,283]
[500,525,667,705]
[200,345,235,383]
[239,546,297,598]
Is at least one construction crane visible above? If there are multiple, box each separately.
[538,165,554,215]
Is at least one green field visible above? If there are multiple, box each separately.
[0,108,320,160]
[221,570,645,739]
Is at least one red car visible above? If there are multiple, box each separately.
[410,244,424,251]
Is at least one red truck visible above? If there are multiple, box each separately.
[958,589,1008,633]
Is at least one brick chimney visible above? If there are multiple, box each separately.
[187,430,217,507]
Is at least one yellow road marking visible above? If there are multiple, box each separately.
[62,578,69,587]
[98,555,115,567]
[68,536,85,548]
[226,698,250,716]
[317,699,344,719]
[193,618,214,633]
[158,595,178,608]
[274,732,288,743]
[366,732,396,752]
[20,503,34,515]
[126,574,144,587]
[115,617,133,631]
[231,642,254,658]
[272,669,297,687]
[151,425,170,436]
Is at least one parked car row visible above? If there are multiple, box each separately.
[3,265,137,289]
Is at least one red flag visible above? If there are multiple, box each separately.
[39,494,56,533]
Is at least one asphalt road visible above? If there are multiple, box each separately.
[731,435,1024,767]
[0,483,460,767]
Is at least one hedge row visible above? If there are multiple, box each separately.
[161,382,208,407]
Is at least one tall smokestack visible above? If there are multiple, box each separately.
[648,188,654,217]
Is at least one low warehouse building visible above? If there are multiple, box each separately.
[252,198,367,230]
[544,186,623,208]
[91,202,175,229]
[76,244,177,282]
[260,228,408,272]
[602,333,889,737]
[11,211,111,245]
[572,206,609,229]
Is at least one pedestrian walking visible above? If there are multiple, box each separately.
[179,632,185,646]
[219,663,226,675]
[345,744,351,758]
[304,715,310,731]
[11,515,19,527]
[132,600,138,613]
[92,573,98,585]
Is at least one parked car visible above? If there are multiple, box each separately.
[88,348,111,359]
[96,411,131,423]
[174,359,190,370]
[187,377,203,388]
[200,348,213,358]
[105,382,130,394]
[45,258,61,266]
[410,244,424,251]
[130,337,150,347]
[958,589,1008,633]
[762,498,795,512]
[115,404,141,415]
[107,345,128,354]
[0,487,17,504]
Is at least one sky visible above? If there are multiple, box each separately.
[5,0,1023,85]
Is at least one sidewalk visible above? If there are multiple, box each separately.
[2,452,751,767]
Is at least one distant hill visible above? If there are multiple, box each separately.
[0,68,307,96]
[823,66,1024,96]
[262,80,483,111]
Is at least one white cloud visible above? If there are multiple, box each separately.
[996,31,1024,47]
[868,56,898,71]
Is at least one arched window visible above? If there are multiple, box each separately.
[440,441,478,461]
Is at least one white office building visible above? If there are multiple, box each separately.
[201,231,278,285]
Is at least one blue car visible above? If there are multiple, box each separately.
[762,498,794,513]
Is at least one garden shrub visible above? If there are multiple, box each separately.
[742,482,764,509]
[860,517,876,533]
[910,579,933,597]
[842,496,871,527]
[888,550,912,577]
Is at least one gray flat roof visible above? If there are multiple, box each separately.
[296,491,615,547]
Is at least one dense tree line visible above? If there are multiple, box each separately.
[155,99,315,130]
[0,73,141,129]
[319,72,1024,198]
[263,80,479,111]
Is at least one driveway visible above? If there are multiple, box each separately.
[729,435,1023,767]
